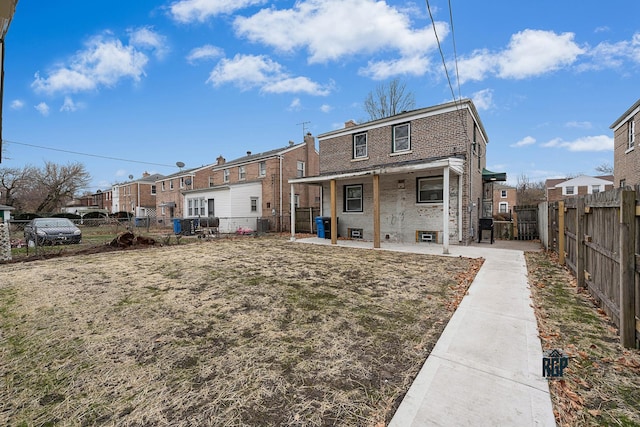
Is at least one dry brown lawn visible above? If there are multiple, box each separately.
[0,236,482,426]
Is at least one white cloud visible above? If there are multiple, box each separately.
[186,44,224,64]
[581,32,640,70]
[359,55,432,80]
[288,98,302,111]
[128,27,168,59]
[31,32,153,95]
[457,30,584,84]
[471,89,493,111]
[169,0,266,23]
[35,102,50,116]
[510,136,536,148]
[234,0,444,69]
[10,99,24,110]
[565,121,592,129]
[207,54,331,95]
[320,104,332,113]
[60,96,84,112]
[541,135,613,152]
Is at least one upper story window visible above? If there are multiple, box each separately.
[393,123,410,152]
[353,133,367,159]
[499,202,508,213]
[417,176,443,203]
[259,161,266,177]
[223,169,229,183]
[500,189,507,198]
[565,186,575,195]
[620,179,626,188]
[297,161,305,178]
[239,166,246,180]
[628,119,635,150]
[209,176,214,187]
[161,181,165,191]
[180,177,185,188]
[344,184,363,212]
[169,180,174,190]
[151,185,156,195]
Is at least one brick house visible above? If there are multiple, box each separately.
[155,167,204,223]
[611,98,640,188]
[289,99,495,252]
[545,175,614,202]
[179,133,319,233]
[492,184,516,218]
[112,172,163,217]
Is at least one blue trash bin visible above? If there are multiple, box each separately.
[173,218,182,234]
[315,216,325,238]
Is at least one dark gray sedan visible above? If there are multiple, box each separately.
[24,217,82,246]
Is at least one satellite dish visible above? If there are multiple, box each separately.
[176,161,185,168]
[185,178,192,185]
[128,174,134,180]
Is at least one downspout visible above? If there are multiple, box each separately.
[279,155,283,232]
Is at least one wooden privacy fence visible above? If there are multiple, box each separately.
[545,189,639,348]
[295,207,320,234]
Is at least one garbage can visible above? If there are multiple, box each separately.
[321,216,336,239]
[315,216,325,238]
[257,218,270,233]
[134,217,148,227]
[173,218,182,234]
[180,219,197,235]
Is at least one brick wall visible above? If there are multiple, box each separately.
[614,110,640,187]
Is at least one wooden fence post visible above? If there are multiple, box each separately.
[576,196,586,289]
[558,200,565,265]
[619,190,635,348]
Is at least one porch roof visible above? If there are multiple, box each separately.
[289,157,464,185]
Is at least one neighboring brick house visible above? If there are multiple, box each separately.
[290,99,495,251]
[111,172,163,217]
[611,98,640,188]
[179,133,319,233]
[492,185,516,218]
[155,167,204,223]
[545,175,614,202]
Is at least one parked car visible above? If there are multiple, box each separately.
[24,217,82,246]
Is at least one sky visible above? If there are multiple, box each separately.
[2,0,639,192]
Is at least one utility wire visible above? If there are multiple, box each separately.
[3,139,177,168]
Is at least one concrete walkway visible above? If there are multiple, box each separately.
[294,238,556,427]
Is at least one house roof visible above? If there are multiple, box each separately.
[482,168,507,182]
[553,175,614,188]
[610,98,640,130]
[212,142,305,170]
[317,99,489,145]
[0,204,15,210]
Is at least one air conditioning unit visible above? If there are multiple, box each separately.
[348,228,363,239]
[416,230,437,243]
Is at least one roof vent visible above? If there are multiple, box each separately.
[247,151,251,156]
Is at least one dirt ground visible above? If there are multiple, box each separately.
[526,251,640,427]
[0,236,482,426]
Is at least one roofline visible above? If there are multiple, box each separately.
[610,98,640,130]
[318,99,489,144]
[211,143,305,170]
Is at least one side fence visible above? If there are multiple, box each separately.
[543,188,639,348]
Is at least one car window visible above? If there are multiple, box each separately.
[36,219,74,227]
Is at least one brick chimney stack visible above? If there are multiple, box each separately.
[344,120,357,128]
[216,155,225,165]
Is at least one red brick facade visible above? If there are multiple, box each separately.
[611,99,640,188]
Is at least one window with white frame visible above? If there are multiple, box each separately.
[239,166,246,180]
[199,198,205,215]
[296,161,305,178]
[187,199,193,216]
[161,181,165,191]
[169,180,174,190]
[417,176,443,203]
[628,119,635,150]
[250,197,258,212]
[180,177,185,188]
[353,133,367,158]
[499,202,508,213]
[151,185,156,195]
[209,176,214,187]
[294,194,300,208]
[501,189,507,198]
[565,186,575,195]
[393,123,410,152]
[592,185,601,194]
[259,161,266,177]
[344,184,363,212]
[223,169,229,182]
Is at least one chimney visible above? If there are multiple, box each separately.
[142,171,150,177]
[216,155,225,165]
[246,151,251,156]
[289,140,295,147]
[345,119,357,128]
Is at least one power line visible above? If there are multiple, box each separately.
[3,139,177,168]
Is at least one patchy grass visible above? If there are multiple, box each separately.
[526,251,640,427]
[0,236,482,426]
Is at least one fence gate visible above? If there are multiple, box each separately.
[514,205,539,240]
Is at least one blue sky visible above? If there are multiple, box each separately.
[2,0,639,192]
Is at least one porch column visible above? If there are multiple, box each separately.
[458,171,463,242]
[443,165,450,254]
[290,183,296,241]
[373,174,380,248]
[330,179,337,245]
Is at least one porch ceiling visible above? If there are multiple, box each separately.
[289,157,464,185]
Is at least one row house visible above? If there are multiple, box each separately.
[290,99,500,252]
[611,98,640,188]
[111,172,163,217]
[492,184,517,218]
[163,133,319,233]
[545,175,614,202]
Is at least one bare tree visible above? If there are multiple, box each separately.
[363,78,416,121]
[516,173,545,206]
[594,162,613,175]
[0,166,36,210]
[34,162,91,213]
